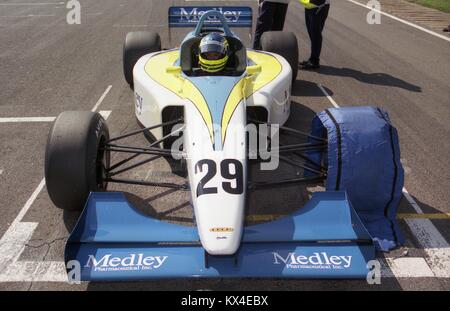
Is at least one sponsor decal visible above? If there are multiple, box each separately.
[85,253,167,272]
[272,252,352,270]
[178,7,242,24]
[168,6,252,28]
[209,227,234,232]
[135,92,143,115]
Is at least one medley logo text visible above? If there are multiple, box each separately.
[273,252,352,270]
[178,7,242,23]
[85,253,168,272]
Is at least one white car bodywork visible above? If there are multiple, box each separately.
[132,48,292,255]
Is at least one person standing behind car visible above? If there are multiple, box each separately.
[253,0,291,50]
[300,0,330,70]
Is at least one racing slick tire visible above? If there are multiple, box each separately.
[123,31,161,88]
[45,111,110,211]
[261,31,299,83]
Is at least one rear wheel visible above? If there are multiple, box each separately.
[45,111,110,211]
[261,31,299,83]
[123,31,161,88]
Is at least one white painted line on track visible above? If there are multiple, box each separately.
[99,110,112,120]
[402,187,424,214]
[0,86,112,282]
[0,110,112,124]
[0,2,64,5]
[91,85,112,112]
[318,84,339,108]
[346,0,450,43]
[380,257,434,278]
[317,83,449,279]
[0,261,67,282]
[0,117,55,123]
[10,179,46,228]
[406,219,450,278]
[0,15,55,18]
[0,180,43,277]
[0,222,39,278]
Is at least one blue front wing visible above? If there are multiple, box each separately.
[66,192,375,281]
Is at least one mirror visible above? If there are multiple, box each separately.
[166,65,182,75]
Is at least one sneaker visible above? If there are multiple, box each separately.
[301,61,320,70]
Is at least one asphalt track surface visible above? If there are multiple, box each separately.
[0,0,449,290]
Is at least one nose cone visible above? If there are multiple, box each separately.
[193,191,245,255]
[182,77,247,255]
[183,121,247,255]
[185,131,247,255]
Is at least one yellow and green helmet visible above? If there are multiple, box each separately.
[198,32,229,73]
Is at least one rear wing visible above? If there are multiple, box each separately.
[168,6,253,41]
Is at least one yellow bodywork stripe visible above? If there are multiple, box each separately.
[221,51,282,144]
[397,213,450,219]
[144,50,214,141]
[144,50,283,147]
[246,213,450,222]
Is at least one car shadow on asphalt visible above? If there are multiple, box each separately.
[291,79,334,97]
[314,65,422,93]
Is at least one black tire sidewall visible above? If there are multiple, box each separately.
[123,31,161,88]
[261,31,299,83]
[45,111,109,211]
[85,113,109,192]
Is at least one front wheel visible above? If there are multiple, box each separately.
[45,111,110,211]
[261,31,299,83]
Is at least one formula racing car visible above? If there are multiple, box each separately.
[44,9,404,281]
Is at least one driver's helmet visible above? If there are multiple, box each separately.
[198,33,229,73]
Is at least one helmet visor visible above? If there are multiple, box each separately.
[199,40,227,53]
[201,51,224,61]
